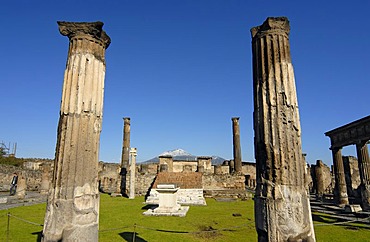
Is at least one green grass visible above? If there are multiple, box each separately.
[1,194,370,241]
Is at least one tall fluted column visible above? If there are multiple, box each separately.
[129,148,137,199]
[42,21,110,242]
[356,141,370,210]
[332,148,349,206]
[232,117,242,173]
[251,17,315,242]
[120,117,131,195]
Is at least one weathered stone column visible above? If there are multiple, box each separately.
[332,148,349,206]
[16,174,26,199]
[314,160,328,198]
[122,118,131,168]
[232,117,242,173]
[229,159,235,173]
[251,17,315,242]
[356,141,370,210]
[129,148,137,199]
[42,21,110,242]
[40,163,51,195]
[120,117,131,195]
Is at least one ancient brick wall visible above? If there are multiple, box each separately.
[202,173,245,190]
[0,164,42,192]
[152,172,203,189]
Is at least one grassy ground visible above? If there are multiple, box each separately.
[1,194,370,241]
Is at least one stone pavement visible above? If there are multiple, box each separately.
[0,191,47,210]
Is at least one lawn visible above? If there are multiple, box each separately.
[1,194,370,241]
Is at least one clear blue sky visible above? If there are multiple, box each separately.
[0,1,369,165]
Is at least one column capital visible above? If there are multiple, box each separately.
[232,117,240,122]
[58,21,111,49]
[251,17,290,39]
[130,147,137,156]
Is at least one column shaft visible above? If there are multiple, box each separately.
[251,17,315,242]
[42,21,110,242]
[232,117,242,173]
[356,142,370,210]
[119,117,131,195]
[121,118,131,168]
[332,148,349,205]
[129,148,137,199]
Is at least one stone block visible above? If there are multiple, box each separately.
[344,204,362,213]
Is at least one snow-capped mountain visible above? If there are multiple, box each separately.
[141,148,226,165]
[159,148,193,157]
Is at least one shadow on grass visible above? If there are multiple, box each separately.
[119,232,147,242]
[141,204,158,210]
[31,230,42,242]
[312,213,332,223]
[312,213,370,230]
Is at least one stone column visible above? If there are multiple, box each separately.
[129,148,137,199]
[332,148,349,206]
[251,17,315,242]
[314,160,325,198]
[229,159,235,174]
[40,163,51,195]
[232,117,242,173]
[122,118,131,168]
[120,117,131,195]
[16,174,26,199]
[356,141,370,210]
[42,21,110,242]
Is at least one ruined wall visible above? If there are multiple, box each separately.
[173,161,198,172]
[0,163,50,192]
[203,173,245,190]
[343,156,361,198]
[98,162,120,193]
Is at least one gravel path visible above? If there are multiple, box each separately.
[0,191,47,210]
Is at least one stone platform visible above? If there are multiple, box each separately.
[143,205,189,217]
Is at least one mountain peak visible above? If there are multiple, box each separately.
[159,148,192,157]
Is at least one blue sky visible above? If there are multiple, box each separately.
[0,1,369,165]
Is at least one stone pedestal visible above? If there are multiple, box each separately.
[42,21,110,242]
[251,17,315,242]
[143,184,189,217]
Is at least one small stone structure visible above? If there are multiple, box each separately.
[42,21,110,242]
[251,17,316,241]
[143,184,189,217]
[146,172,206,206]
